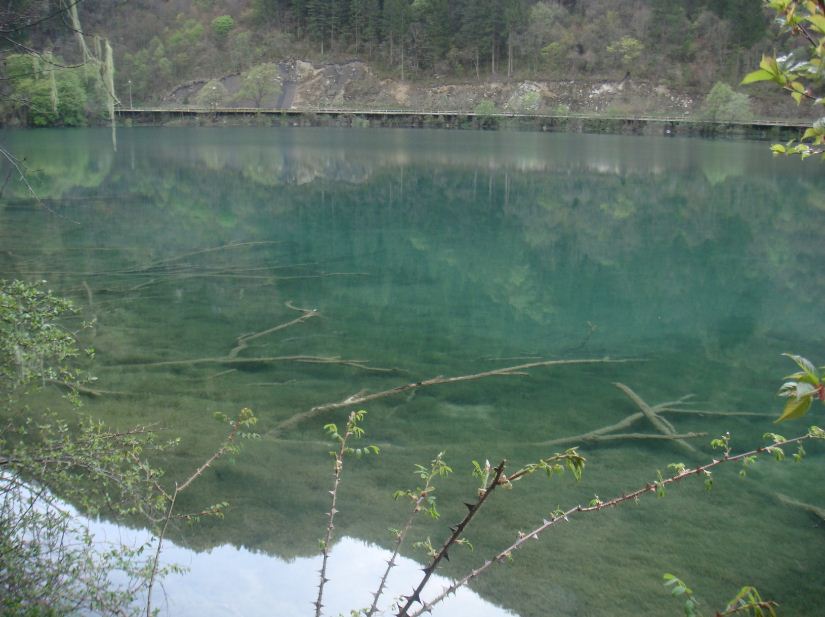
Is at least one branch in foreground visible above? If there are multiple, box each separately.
[271,357,638,436]
[409,428,824,617]
[316,410,377,617]
[145,408,257,617]
[396,461,507,617]
[366,452,451,617]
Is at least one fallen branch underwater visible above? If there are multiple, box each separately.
[100,302,393,374]
[536,383,706,450]
[269,357,639,436]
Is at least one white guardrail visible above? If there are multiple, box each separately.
[115,107,812,128]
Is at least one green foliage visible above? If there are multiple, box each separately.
[663,573,700,617]
[3,55,88,127]
[470,99,501,128]
[393,452,451,519]
[700,82,752,123]
[0,280,89,394]
[0,280,161,613]
[743,1,825,158]
[606,36,644,72]
[0,280,255,614]
[663,574,778,617]
[211,15,236,41]
[195,79,229,108]
[324,410,379,459]
[776,353,825,422]
[236,63,283,107]
[710,431,732,456]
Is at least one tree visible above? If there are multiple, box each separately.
[195,79,229,108]
[700,81,752,122]
[3,54,88,127]
[606,36,644,74]
[0,280,158,614]
[351,0,380,54]
[0,280,256,615]
[0,0,118,141]
[383,0,412,76]
[236,63,283,107]
[211,15,236,45]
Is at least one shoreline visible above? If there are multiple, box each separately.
[111,107,808,140]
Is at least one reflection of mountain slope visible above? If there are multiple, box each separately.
[3,127,825,617]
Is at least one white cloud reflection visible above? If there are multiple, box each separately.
[89,515,515,617]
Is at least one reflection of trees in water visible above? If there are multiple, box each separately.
[3,131,825,616]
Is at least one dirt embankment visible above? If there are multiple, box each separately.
[163,59,697,116]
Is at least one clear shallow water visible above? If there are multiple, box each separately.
[2,127,825,616]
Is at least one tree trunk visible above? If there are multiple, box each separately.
[507,35,513,78]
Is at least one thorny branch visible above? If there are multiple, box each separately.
[366,453,450,617]
[145,410,252,617]
[396,461,507,617]
[315,411,362,617]
[408,430,821,617]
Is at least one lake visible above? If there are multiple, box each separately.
[2,126,824,616]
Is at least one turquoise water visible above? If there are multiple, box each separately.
[2,127,824,615]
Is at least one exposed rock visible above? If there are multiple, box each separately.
[163,60,698,115]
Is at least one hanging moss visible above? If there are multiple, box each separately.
[44,52,59,113]
[66,0,90,61]
[103,39,118,150]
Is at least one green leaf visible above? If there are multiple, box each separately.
[783,353,820,384]
[803,127,820,140]
[806,13,825,34]
[775,395,813,423]
[741,68,775,84]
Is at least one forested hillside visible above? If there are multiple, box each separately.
[0,0,804,121]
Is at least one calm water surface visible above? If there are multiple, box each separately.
[2,127,824,616]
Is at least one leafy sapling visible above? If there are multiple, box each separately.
[663,573,700,617]
[663,574,778,617]
[367,453,452,616]
[316,410,378,617]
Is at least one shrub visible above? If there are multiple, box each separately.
[700,82,752,123]
[195,79,229,108]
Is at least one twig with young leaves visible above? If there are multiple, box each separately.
[396,448,585,617]
[407,428,823,617]
[144,407,258,617]
[742,1,825,159]
[395,459,507,617]
[315,410,379,617]
[663,573,779,617]
[365,452,452,617]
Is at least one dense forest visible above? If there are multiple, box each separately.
[0,0,801,121]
